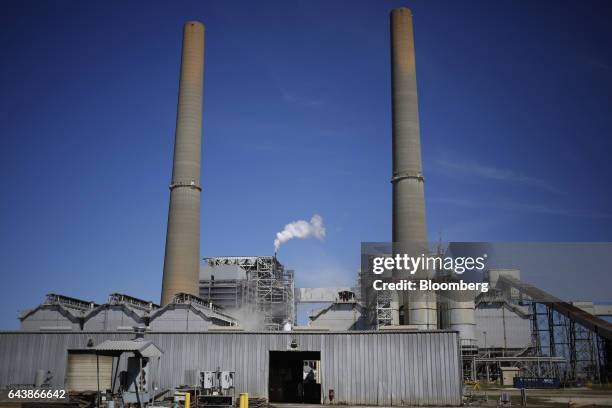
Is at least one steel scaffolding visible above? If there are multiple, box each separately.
[43,293,98,312]
[497,275,612,384]
[375,290,394,329]
[202,256,295,330]
[530,301,608,383]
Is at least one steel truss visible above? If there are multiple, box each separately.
[496,275,612,384]
[375,290,393,329]
[530,301,608,383]
[203,256,295,330]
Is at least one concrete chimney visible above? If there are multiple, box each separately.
[161,21,205,306]
[390,8,436,329]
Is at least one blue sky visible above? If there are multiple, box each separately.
[1,0,611,328]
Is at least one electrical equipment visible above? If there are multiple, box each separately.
[200,371,214,390]
[220,371,233,390]
[196,368,236,407]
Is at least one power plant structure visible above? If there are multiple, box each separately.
[389,7,436,331]
[200,256,295,330]
[1,8,612,407]
[161,21,205,306]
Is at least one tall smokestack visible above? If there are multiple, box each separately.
[390,8,436,329]
[161,21,205,306]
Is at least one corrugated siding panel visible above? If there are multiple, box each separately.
[0,331,461,406]
[83,307,143,331]
[475,306,531,349]
[20,308,80,331]
[65,353,113,392]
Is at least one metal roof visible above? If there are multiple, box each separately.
[91,339,163,357]
[4,328,459,335]
[149,296,237,326]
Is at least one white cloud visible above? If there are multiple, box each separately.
[435,159,565,195]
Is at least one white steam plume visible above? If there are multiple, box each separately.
[274,214,326,252]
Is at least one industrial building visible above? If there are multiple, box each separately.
[0,330,463,406]
[19,293,98,332]
[1,6,612,408]
[19,292,236,333]
[199,256,295,330]
[83,294,158,332]
[307,291,367,331]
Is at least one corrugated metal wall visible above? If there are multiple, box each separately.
[83,305,144,331]
[0,331,462,406]
[19,307,81,331]
[309,304,367,330]
[148,307,214,332]
[475,306,532,349]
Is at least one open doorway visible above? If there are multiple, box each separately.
[269,351,321,404]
